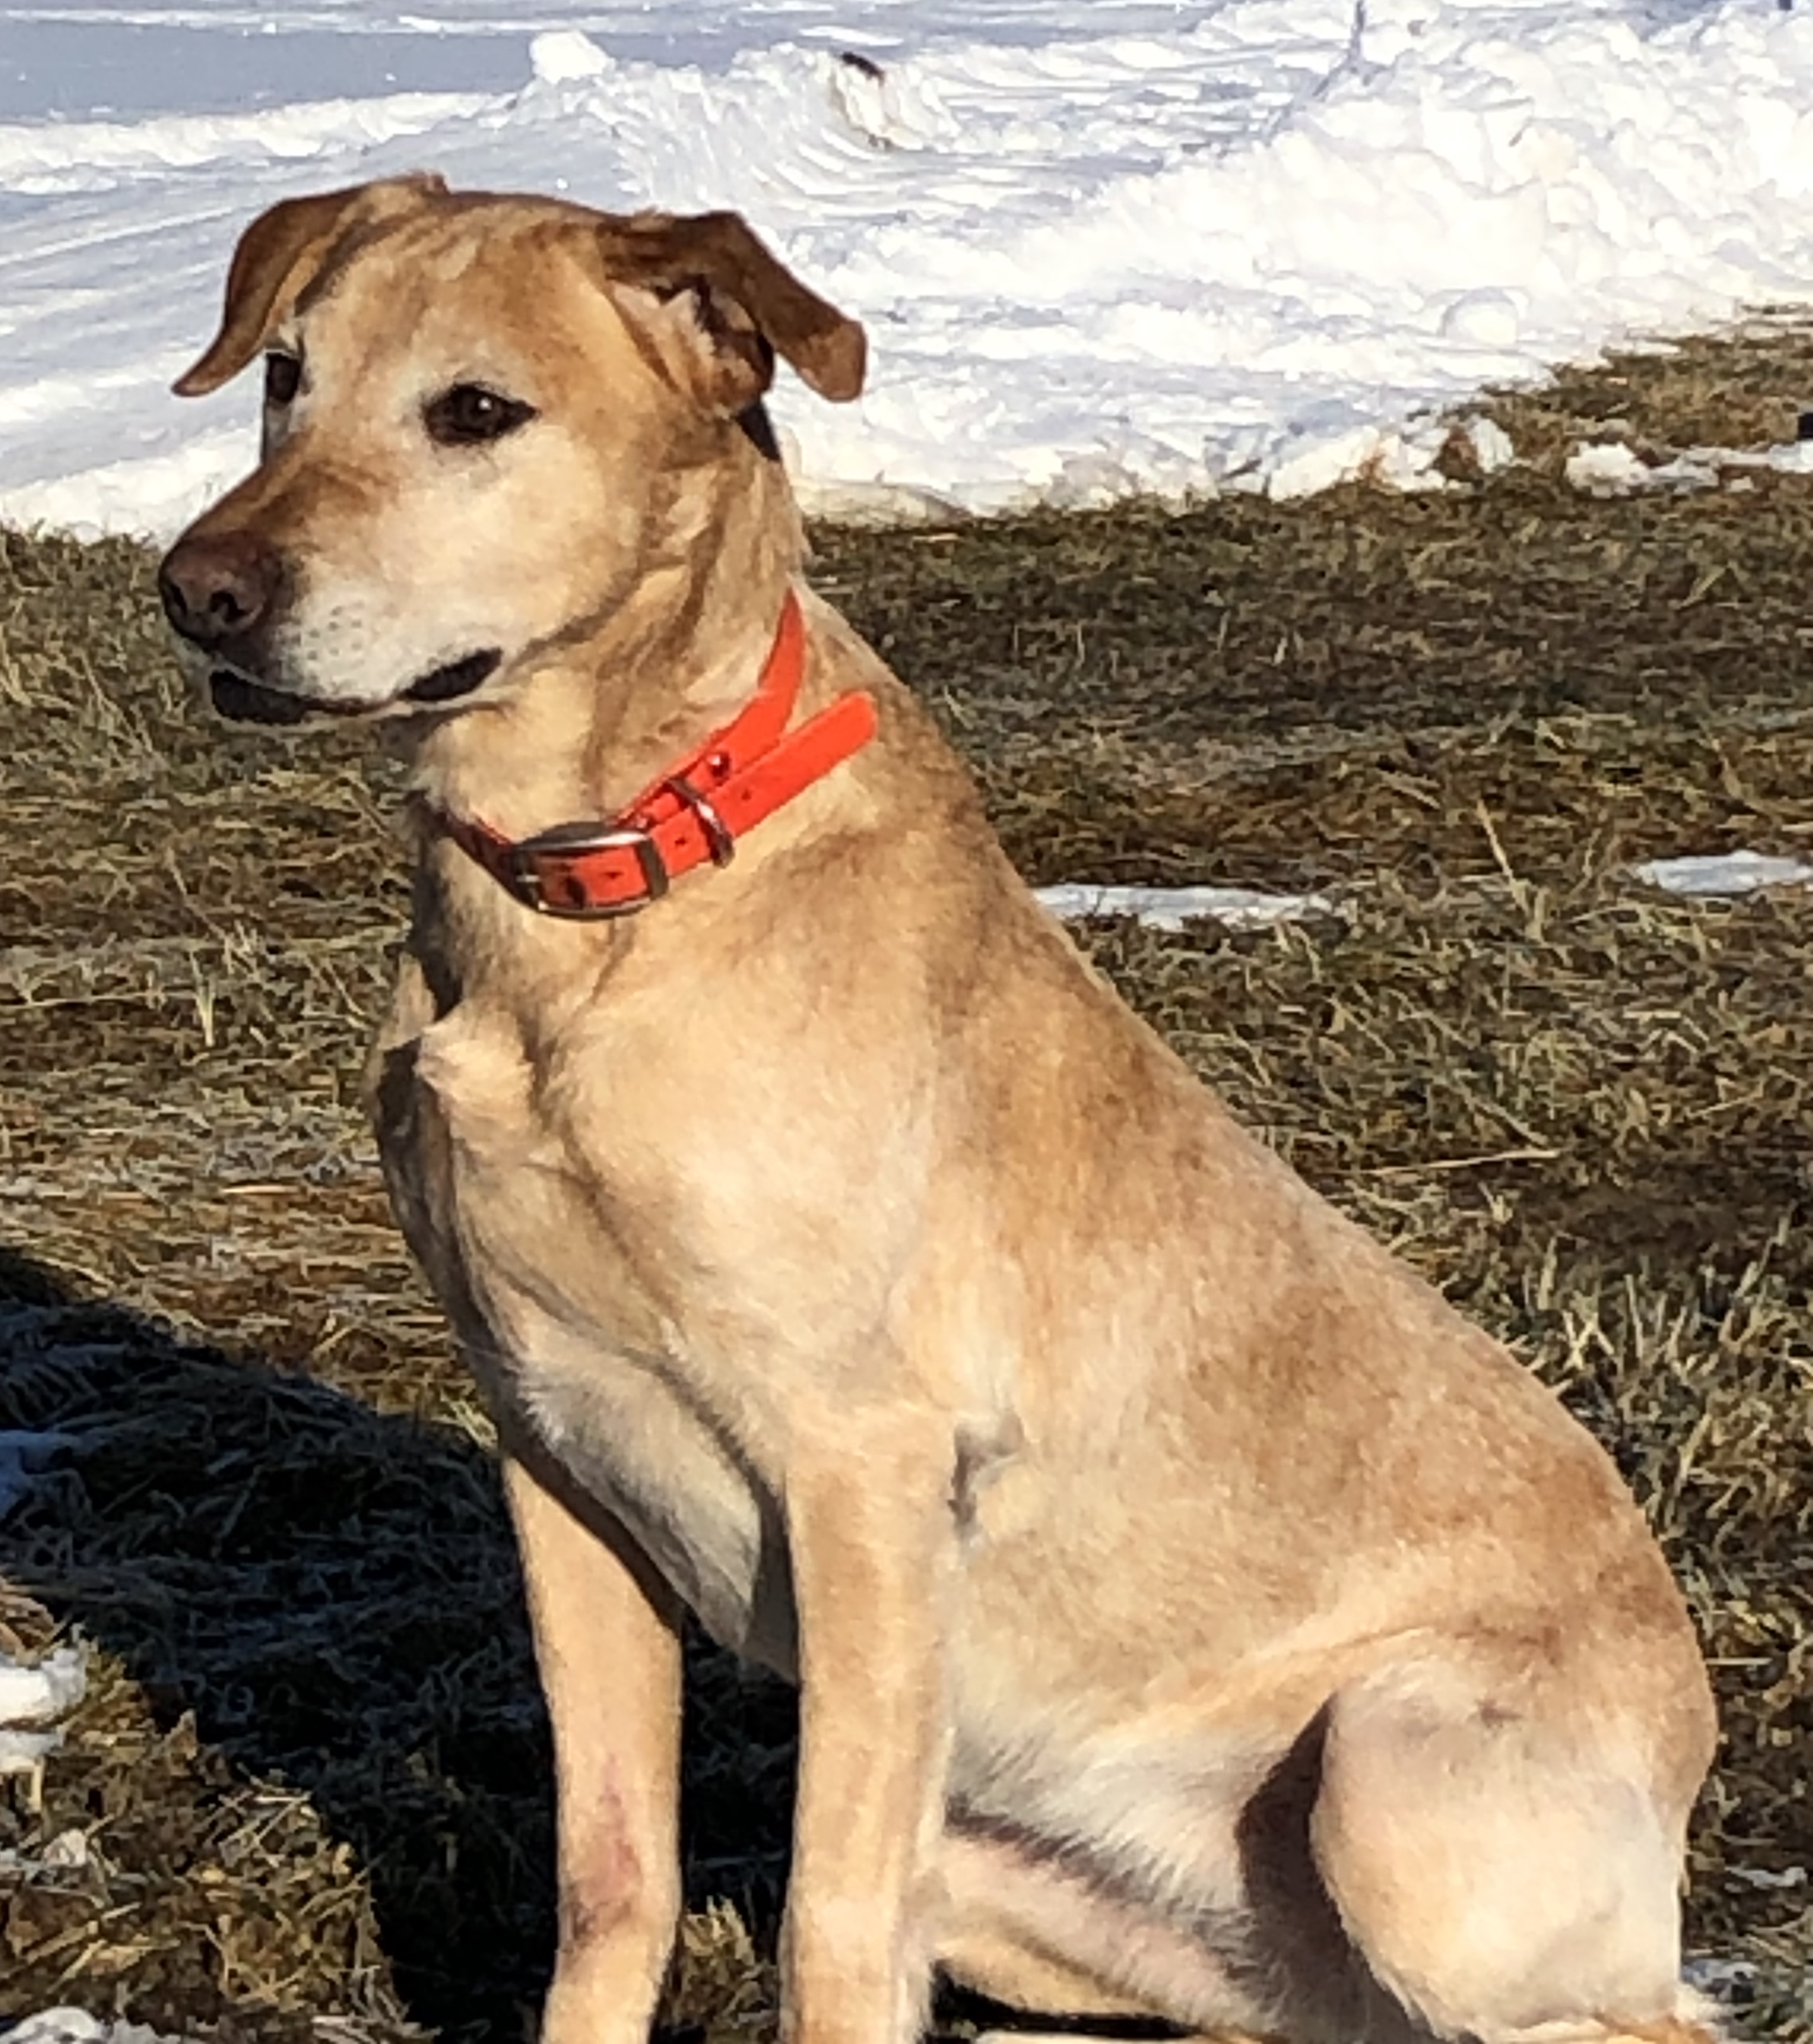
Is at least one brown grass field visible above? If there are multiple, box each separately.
[1,330,1809,2042]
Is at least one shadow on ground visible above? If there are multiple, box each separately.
[0,1243,796,2043]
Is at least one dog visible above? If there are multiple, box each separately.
[159,175,1719,2044]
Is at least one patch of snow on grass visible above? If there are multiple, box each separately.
[1036,882,1332,929]
[0,2015,177,2044]
[1634,851,1813,896]
[1568,438,1813,495]
[0,1642,87,1799]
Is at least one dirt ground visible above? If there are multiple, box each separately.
[1,327,1809,2041]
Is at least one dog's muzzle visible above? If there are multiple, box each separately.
[161,529,312,721]
[162,528,506,723]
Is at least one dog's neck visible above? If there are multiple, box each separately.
[398,436,807,842]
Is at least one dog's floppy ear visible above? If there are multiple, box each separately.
[174,173,449,397]
[599,210,866,412]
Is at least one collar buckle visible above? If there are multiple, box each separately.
[507,820,670,919]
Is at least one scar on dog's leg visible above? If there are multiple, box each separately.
[503,1449,685,2044]
[1307,1652,1719,2044]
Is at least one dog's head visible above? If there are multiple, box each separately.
[157,177,865,723]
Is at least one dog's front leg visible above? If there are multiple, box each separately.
[504,1447,684,2044]
[782,1421,958,2044]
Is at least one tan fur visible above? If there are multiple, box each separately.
[162,182,1721,2044]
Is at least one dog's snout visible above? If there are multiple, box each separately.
[158,531,279,648]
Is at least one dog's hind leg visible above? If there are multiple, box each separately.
[938,1920,1160,2021]
[931,1830,1282,2040]
[1305,1645,1719,2044]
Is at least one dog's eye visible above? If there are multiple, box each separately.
[264,352,303,407]
[424,383,537,447]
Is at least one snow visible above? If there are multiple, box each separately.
[4,0,1813,537]
[0,2016,170,2044]
[1567,432,1813,493]
[1038,853,1813,927]
[1565,440,1663,495]
[0,1642,87,1796]
[1635,849,1813,894]
[0,1643,84,1727]
[1037,882,1331,929]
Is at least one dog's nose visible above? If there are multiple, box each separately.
[158,531,278,647]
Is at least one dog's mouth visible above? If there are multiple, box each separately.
[208,647,504,725]
[209,670,317,725]
[403,649,502,706]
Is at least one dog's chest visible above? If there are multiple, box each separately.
[374,998,798,1670]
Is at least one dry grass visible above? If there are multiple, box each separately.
[1477,310,1813,476]
[1,329,1810,2041]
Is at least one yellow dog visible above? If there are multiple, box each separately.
[161,175,1718,2044]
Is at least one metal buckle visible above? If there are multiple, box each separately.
[663,775,737,868]
[507,820,670,919]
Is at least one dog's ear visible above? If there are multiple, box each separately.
[174,173,449,397]
[598,210,865,413]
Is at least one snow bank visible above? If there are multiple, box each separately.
[3,0,1813,536]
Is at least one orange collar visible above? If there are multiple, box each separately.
[422,592,876,919]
